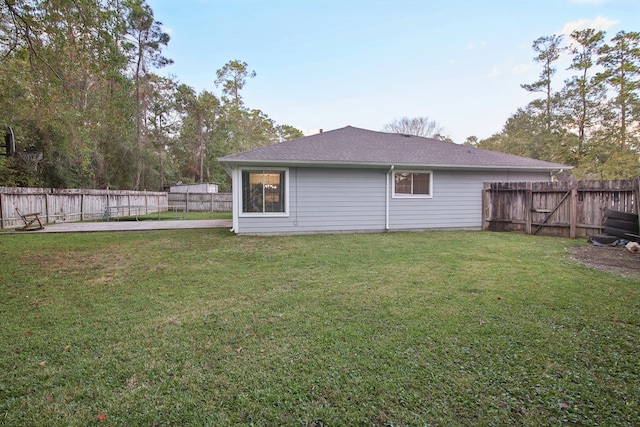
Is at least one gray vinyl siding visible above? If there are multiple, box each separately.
[235,166,551,235]
[237,167,386,234]
[389,170,550,230]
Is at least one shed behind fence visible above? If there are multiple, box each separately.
[482,179,640,239]
[168,192,231,213]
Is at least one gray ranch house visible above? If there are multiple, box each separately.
[218,126,569,235]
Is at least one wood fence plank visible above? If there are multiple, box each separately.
[483,179,639,239]
[637,177,640,232]
[533,190,571,235]
[525,182,532,235]
[570,188,578,239]
[482,183,490,231]
[0,187,168,228]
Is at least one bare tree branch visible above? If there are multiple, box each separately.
[383,116,449,140]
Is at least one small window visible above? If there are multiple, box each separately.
[393,171,432,197]
[242,170,286,213]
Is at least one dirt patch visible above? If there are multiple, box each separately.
[567,245,640,279]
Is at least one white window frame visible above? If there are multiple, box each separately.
[392,170,433,198]
[239,168,290,217]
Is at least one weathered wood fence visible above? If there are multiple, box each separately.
[0,187,168,229]
[168,192,231,213]
[482,179,640,239]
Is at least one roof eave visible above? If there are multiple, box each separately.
[217,158,571,172]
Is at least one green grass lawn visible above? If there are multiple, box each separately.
[0,230,638,426]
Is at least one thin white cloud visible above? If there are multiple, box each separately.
[512,64,532,75]
[488,66,501,78]
[161,24,174,35]
[560,15,620,36]
[466,41,487,50]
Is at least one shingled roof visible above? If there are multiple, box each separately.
[219,126,569,171]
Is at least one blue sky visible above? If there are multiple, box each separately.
[147,0,640,143]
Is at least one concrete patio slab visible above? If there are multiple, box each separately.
[4,220,232,234]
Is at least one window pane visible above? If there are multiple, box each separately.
[412,173,430,195]
[263,172,283,212]
[277,172,285,212]
[242,170,286,213]
[395,173,411,194]
[242,171,263,212]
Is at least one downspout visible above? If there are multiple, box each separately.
[386,165,394,230]
[231,166,239,233]
[551,169,564,182]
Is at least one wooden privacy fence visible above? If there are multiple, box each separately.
[0,187,168,229]
[482,179,640,239]
[168,192,231,213]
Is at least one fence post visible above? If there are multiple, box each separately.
[0,192,4,229]
[481,183,490,231]
[636,177,640,216]
[570,185,578,239]
[525,182,532,235]
[186,191,189,214]
[45,192,50,224]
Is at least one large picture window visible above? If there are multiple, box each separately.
[242,170,287,213]
[393,171,432,197]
